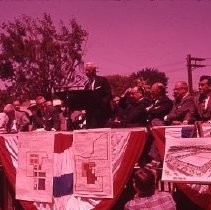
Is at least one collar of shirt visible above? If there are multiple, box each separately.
[182,92,189,100]
[204,96,210,110]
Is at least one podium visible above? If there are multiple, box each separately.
[55,89,102,110]
[55,89,105,128]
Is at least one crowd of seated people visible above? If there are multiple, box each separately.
[0,73,210,210]
[109,75,211,128]
[113,75,211,210]
[0,75,210,133]
[0,96,63,133]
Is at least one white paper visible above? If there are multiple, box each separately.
[16,132,55,202]
[73,128,113,198]
[162,137,211,183]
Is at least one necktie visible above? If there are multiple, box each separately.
[87,79,94,90]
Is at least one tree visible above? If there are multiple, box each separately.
[106,68,168,97]
[0,13,88,99]
[130,68,168,87]
[106,74,132,97]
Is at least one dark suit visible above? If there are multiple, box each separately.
[145,96,173,161]
[5,110,30,133]
[84,75,112,128]
[194,92,211,121]
[147,96,173,126]
[166,94,195,124]
[15,110,30,131]
[120,97,151,127]
[32,106,61,131]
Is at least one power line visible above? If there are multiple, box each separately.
[155,61,186,69]
[165,67,186,74]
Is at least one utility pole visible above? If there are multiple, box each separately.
[186,54,206,95]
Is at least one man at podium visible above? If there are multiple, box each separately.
[84,62,112,128]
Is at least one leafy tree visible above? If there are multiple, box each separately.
[130,68,168,87]
[0,13,88,99]
[107,68,168,97]
[106,74,132,97]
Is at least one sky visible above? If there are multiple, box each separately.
[0,0,211,96]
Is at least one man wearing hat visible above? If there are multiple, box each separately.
[31,96,61,131]
[84,62,112,128]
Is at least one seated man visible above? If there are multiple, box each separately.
[143,83,173,163]
[31,96,61,131]
[3,103,30,133]
[124,167,176,210]
[110,95,121,120]
[0,112,9,133]
[147,82,173,126]
[107,86,151,127]
[164,81,195,125]
[194,75,211,122]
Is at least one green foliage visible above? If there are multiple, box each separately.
[106,74,132,96]
[130,68,168,87]
[107,68,168,97]
[0,13,88,99]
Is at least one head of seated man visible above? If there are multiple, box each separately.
[173,81,189,102]
[3,104,15,118]
[151,82,166,100]
[35,96,46,108]
[130,86,145,101]
[198,75,211,96]
[13,100,21,111]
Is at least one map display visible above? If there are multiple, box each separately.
[73,128,113,198]
[16,132,55,202]
[162,137,211,183]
